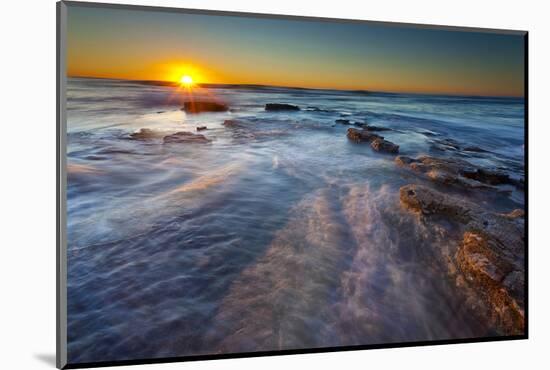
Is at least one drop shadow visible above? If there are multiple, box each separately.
[34,353,56,367]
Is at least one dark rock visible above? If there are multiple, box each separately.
[364,125,391,132]
[163,131,211,144]
[196,126,207,131]
[335,119,351,125]
[462,168,511,186]
[182,101,229,113]
[464,146,489,153]
[129,128,163,140]
[399,184,524,335]
[371,138,399,153]
[265,103,300,111]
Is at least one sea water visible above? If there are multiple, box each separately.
[66,77,524,363]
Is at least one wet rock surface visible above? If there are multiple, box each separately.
[265,103,300,111]
[395,155,520,189]
[347,128,380,143]
[371,138,399,153]
[399,184,525,335]
[163,131,211,144]
[462,168,518,186]
[347,128,399,153]
[182,101,229,113]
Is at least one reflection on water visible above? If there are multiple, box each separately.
[66,78,524,363]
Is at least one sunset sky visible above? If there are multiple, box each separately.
[67,4,525,97]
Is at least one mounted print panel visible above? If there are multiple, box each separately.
[57,1,527,368]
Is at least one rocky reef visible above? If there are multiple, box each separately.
[395,155,520,190]
[399,184,525,335]
[347,128,399,154]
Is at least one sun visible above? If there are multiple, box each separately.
[180,75,193,86]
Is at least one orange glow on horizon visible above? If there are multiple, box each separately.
[67,59,524,98]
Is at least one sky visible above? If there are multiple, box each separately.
[66,4,525,97]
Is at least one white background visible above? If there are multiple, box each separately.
[1,0,548,368]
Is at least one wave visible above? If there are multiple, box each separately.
[206,188,354,352]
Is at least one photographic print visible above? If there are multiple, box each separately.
[58,1,527,367]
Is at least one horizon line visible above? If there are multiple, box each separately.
[68,74,525,99]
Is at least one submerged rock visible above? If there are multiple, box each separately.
[335,119,351,125]
[265,103,300,111]
[163,131,211,144]
[223,119,246,128]
[347,128,399,154]
[363,125,392,132]
[462,168,512,186]
[421,131,439,137]
[436,138,461,150]
[305,106,331,113]
[464,146,489,153]
[399,184,525,335]
[182,101,229,113]
[129,128,163,140]
[196,126,207,131]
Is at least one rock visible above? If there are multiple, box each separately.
[421,131,438,137]
[436,138,461,150]
[456,231,524,334]
[364,125,391,132]
[223,119,246,128]
[347,128,399,154]
[399,184,525,335]
[395,155,499,189]
[196,126,207,131]
[129,128,163,140]
[163,131,211,144]
[462,168,511,186]
[464,146,489,153]
[501,209,525,219]
[371,138,399,153]
[265,103,300,111]
[335,119,351,125]
[182,101,228,113]
[395,156,415,166]
[346,128,383,143]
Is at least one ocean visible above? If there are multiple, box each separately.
[66,77,525,363]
